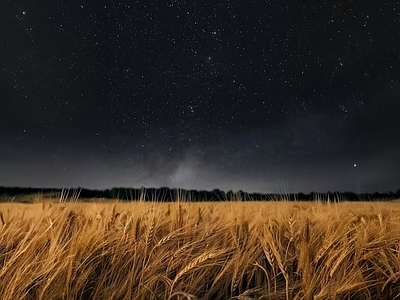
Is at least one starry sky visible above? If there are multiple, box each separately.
[1,0,399,193]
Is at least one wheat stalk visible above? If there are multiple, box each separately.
[0,211,4,227]
[172,251,222,288]
[146,217,155,248]
[154,228,183,249]
[134,217,141,242]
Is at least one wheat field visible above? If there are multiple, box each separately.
[1,198,400,299]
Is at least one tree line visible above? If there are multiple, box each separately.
[1,186,400,202]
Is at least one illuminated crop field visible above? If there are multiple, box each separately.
[1,198,400,299]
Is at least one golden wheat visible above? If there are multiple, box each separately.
[0,199,400,299]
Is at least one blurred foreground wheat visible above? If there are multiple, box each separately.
[1,199,400,299]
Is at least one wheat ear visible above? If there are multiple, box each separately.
[0,211,4,226]
[172,251,221,286]
[146,217,155,248]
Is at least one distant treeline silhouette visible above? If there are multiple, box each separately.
[1,186,400,202]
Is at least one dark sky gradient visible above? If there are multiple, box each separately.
[1,0,399,193]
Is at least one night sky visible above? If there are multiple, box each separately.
[1,0,399,193]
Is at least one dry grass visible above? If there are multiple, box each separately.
[1,198,400,299]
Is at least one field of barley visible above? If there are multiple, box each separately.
[1,197,400,299]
